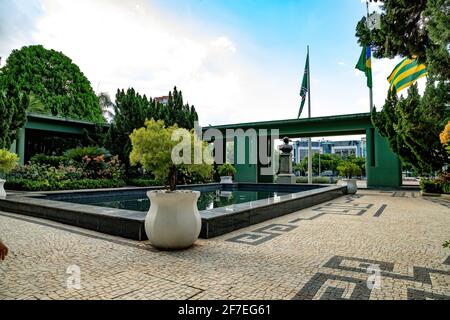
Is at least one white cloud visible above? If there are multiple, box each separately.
[211,36,237,54]
[0,0,429,130]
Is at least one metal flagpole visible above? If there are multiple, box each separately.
[366,0,374,112]
[307,45,313,184]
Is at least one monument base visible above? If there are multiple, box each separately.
[277,174,297,184]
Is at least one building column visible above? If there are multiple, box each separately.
[17,128,25,166]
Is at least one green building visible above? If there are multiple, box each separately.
[10,113,107,165]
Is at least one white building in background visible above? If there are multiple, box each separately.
[293,138,366,163]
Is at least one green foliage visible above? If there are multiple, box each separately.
[127,178,162,187]
[337,161,362,179]
[79,155,124,180]
[295,153,364,176]
[420,179,443,193]
[0,84,28,149]
[442,183,450,194]
[372,82,449,174]
[129,119,213,191]
[29,154,67,167]
[5,178,125,191]
[296,176,335,184]
[106,88,152,169]
[64,146,111,163]
[0,149,19,175]
[161,87,199,129]
[0,45,104,122]
[356,0,449,80]
[6,151,124,191]
[106,87,199,172]
[218,163,236,177]
[177,165,215,185]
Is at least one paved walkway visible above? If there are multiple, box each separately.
[1,190,449,300]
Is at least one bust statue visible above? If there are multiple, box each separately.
[279,137,293,154]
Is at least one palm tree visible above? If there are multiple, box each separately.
[98,92,115,122]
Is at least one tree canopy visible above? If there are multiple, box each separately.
[0,45,104,122]
[0,76,28,149]
[356,0,449,80]
[129,119,212,190]
[106,86,199,173]
[356,0,450,173]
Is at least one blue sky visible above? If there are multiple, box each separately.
[0,0,411,127]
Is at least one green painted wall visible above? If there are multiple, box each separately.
[208,113,403,188]
[366,129,401,188]
[234,135,258,183]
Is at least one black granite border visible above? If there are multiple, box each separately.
[0,183,346,240]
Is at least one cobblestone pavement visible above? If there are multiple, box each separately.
[1,190,449,300]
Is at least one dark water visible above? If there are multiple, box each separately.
[64,189,290,212]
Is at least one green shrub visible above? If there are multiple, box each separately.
[5,178,126,191]
[129,119,213,190]
[29,154,67,167]
[442,183,450,194]
[0,149,19,175]
[64,146,111,162]
[337,161,362,178]
[80,155,124,180]
[296,176,335,184]
[127,178,162,187]
[218,163,236,177]
[420,179,443,194]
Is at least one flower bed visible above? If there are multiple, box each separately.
[5,147,125,191]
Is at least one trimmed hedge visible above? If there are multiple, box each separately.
[126,178,162,187]
[5,178,126,191]
[29,154,68,167]
[296,176,335,184]
[420,179,443,194]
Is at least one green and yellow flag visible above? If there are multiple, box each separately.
[387,57,428,93]
[355,46,372,89]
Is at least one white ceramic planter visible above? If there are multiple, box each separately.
[220,176,233,184]
[145,190,201,250]
[0,179,6,199]
[344,179,358,194]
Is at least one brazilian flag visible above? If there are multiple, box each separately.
[355,46,373,89]
[387,57,428,93]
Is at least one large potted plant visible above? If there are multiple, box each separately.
[0,149,19,198]
[218,163,236,184]
[337,161,361,194]
[129,119,213,250]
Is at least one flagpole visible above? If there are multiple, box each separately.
[366,0,374,112]
[307,45,313,185]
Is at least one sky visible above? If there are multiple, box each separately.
[0,0,426,129]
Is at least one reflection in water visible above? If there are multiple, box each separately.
[64,189,290,212]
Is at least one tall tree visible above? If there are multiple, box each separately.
[356,0,449,80]
[356,0,450,173]
[98,92,115,121]
[0,74,28,150]
[106,88,152,170]
[0,45,104,122]
[164,86,198,129]
[372,82,448,173]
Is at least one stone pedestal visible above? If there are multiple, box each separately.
[277,174,296,184]
[277,137,296,184]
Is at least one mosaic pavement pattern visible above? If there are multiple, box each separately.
[0,189,449,300]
